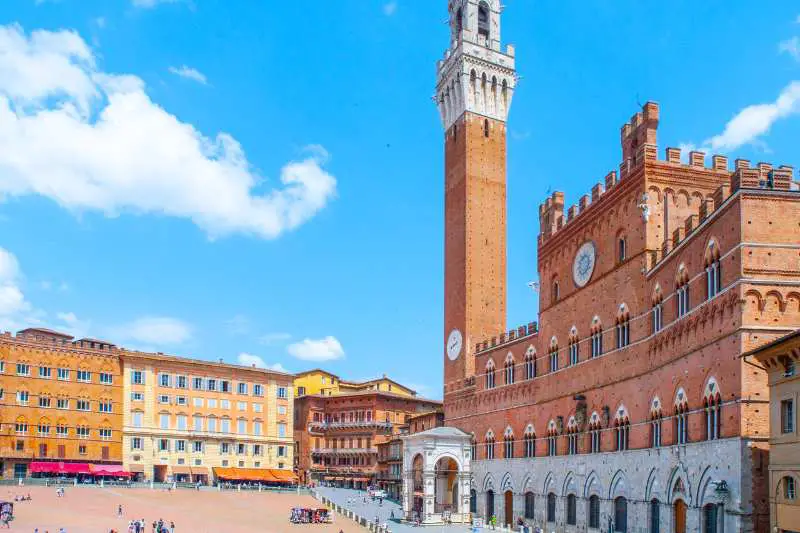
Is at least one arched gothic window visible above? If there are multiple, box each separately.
[676,266,690,317]
[614,406,630,451]
[616,305,630,349]
[546,493,556,523]
[704,378,721,441]
[588,412,601,453]
[568,327,579,366]
[523,426,535,458]
[524,347,536,380]
[652,288,664,333]
[504,353,515,385]
[588,495,601,529]
[703,503,718,533]
[650,499,660,533]
[705,242,722,300]
[591,318,603,357]
[503,427,514,459]
[614,497,628,532]
[567,417,578,455]
[549,337,558,373]
[547,420,558,457]
[485,430,496,460]
[524,492,535,518]
[567,494,577,525]
[485,360,496,390]
[675,389,689,445]
[650,398,662,448]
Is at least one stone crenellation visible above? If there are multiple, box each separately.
[474,321,538,354]
[537,101,798,246]
[650,159,797,267]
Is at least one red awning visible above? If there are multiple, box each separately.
[29,462,92,475]
[89,464,131,477]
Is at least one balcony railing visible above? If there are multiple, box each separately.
[378,453,402,462]
[311,447,377,456]
[376,472,401,481]
[308,421,393,431]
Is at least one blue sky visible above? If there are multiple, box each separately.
[0,0,797,399]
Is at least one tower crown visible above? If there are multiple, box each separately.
[437,0,516,130]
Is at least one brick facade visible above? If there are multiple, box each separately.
[438,3,799,533]
[294,390,440,488]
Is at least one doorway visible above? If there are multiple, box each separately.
[153,465,168,483]
[504,490,514,526]
[673,499,686,533]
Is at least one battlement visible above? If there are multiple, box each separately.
[650,159,797,268]
[535,101,797,247]
[1,330,119,353]
[621,101,659,170]
[474,321,539,355]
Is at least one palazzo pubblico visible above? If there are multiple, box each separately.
[422,1,800,532]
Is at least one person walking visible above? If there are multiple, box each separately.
[118,504,123,518]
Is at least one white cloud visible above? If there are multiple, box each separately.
[287,336,344,362]
[168,65,207,85]
[0,24,337,240]
[55,310,91,337]
[780,37,800,62]
[237,353,288,373]
[56,311,79,325]
[383,2,398,16]
[702,81,800,151]
[259,332,291,345]
[0,247,48,333]
[111,316,192,345]
[0,247,29,318]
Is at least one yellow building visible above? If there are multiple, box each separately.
[294,369,416,398]
[747,331,800,533]
[122,351,295,484]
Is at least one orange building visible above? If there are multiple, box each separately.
[294,389,440,488]
[0,328,123,478]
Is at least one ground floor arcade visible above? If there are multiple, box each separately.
[471,437,765,533]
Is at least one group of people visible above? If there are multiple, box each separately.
[125,518,175,533]
[289,507,331,524]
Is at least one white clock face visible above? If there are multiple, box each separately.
[446,329,463,361]
[572,241,596,288]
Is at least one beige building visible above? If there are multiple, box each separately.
[747,331,800,533]
[122,351,294,484]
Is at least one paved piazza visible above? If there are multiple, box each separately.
[4,485,361,533]
[315,487,470,533]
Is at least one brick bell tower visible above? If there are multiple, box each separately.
[438,0,516,389]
